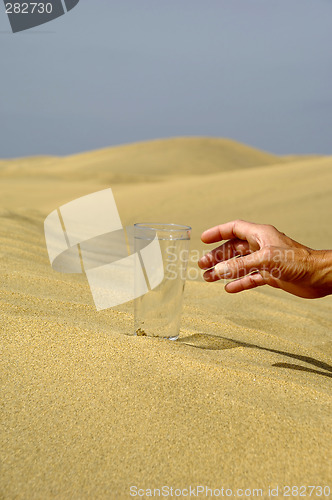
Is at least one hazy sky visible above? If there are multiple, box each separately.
[1,0,331,158]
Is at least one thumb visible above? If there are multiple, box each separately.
[203,251,265,282]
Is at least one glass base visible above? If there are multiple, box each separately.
[134,329,178,341]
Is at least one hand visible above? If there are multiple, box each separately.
[198,220,332,299]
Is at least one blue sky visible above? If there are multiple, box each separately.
[0,0,331,157]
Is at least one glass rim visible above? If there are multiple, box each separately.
[134,222,191,232]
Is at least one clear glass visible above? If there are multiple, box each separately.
[134,223,191,340]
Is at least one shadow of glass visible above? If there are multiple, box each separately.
[273,363,332,379]
[179,333,332,377]
[178,333,242,351]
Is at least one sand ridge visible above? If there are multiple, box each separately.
[0,137,318,182]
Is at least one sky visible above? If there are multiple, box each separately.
[0,0,332,158]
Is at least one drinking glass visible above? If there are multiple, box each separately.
[134,223,191,340]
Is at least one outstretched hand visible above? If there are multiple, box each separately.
[198,220,332,299]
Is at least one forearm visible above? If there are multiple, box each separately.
[310,249,332,297]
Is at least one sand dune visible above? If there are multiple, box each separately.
[1,138,331,499]
[0,137,300,182]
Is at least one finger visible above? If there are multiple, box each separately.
[201,219,259,244]
[224,272,267,293]
[198,238,250,269]
[203,250,265,282]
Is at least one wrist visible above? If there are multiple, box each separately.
[310,249,332,297]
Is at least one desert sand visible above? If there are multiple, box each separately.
[1,138,331,499]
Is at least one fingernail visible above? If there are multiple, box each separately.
[198,255,210,268]
[215,262,232,278]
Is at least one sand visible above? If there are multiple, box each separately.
[1,138,331,499]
